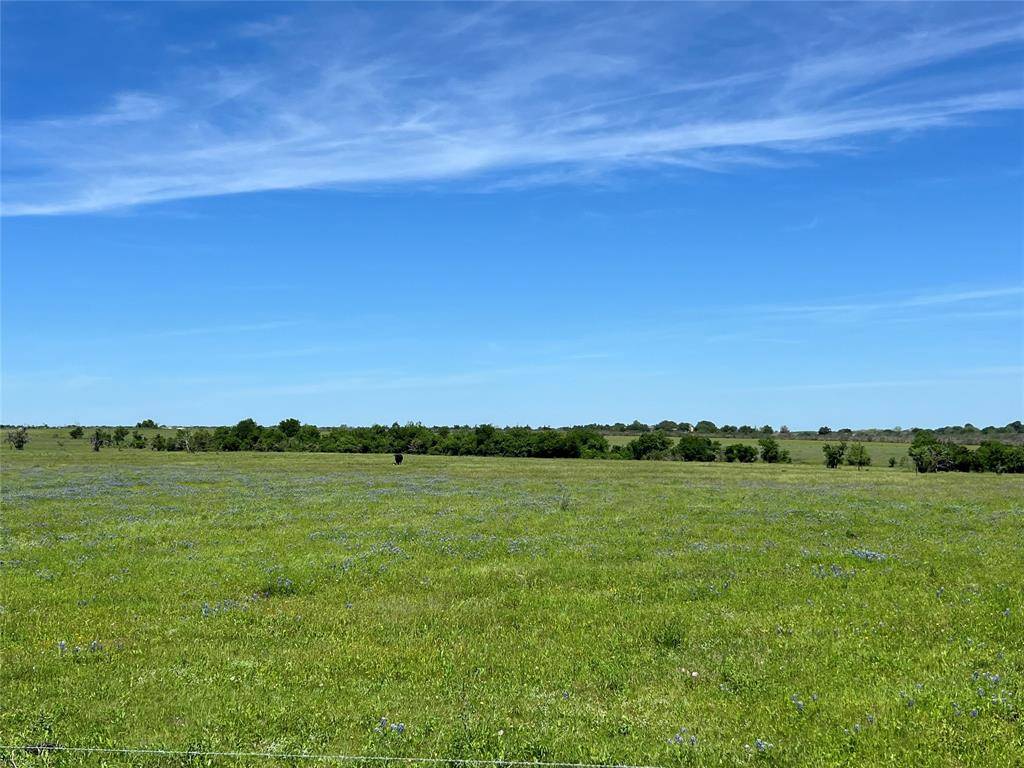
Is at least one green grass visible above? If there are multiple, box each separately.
[602,435,910,466]
[2,431,1022,767]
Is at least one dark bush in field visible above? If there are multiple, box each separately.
[723,443,758,463]
[69,425,84,439]
[847,443,871,468]
[672,434,720,462]
[758,437,791,463]
[624,430,672,460]
[823,442,846,468]
[6,427,29,450]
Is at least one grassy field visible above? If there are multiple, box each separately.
[602,435,910,467]
[2,431,1022,767]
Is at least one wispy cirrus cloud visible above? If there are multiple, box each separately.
[3,4,1022,215]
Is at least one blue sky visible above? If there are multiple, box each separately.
[2,1,1022,429]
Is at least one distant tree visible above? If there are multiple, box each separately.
[627,420,650,433]
[5,427,29,450]
[818,426,832,436]
[90,429,109,452]
[298,423,321,447]
[625,430,672,459]
[737,425,757,436]
[677,422,693,432]
[723,443,758,463]
[760,425,774,435]
[672,434,720,462]
[150,434,167,451]
[232,418,260,449]
[278,418,301,438]
[779,425,791,435]
[69,425,85,439]
[846,443,871,469]
[656,420,679,432]
[719,424,738,436]
[694,420,717,433]
[136,419,158,429]
[130,430,147,449]
[112,426,129,447]
[822,441,846,468]
[907,432,972,473]
[758,437,791,464]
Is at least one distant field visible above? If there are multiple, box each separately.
[3,433,1022,767]
[603,434,911,466]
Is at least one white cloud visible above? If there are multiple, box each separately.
[3,5,1022,215]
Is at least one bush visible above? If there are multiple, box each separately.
[5,427,29,450]
[758,437,791,464]
[69,425,84,439]
[723,443,757,463]
[908,432,971,473]
[625,430,672,459]
[846,443,871,469]
[823,441,846,468]
[672,434,720,462]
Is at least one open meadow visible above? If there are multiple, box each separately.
[2,433,1022,767]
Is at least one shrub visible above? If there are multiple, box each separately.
[672,434,720,462]
[907,432,972,473]
[5,427,29,450]
[69,425,84,439]
[625,430,672,459]
[846,443,871,469]
[758,437,791,464]
[723,443,758,463]
[823,441,846,468]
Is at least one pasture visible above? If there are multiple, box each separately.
[2,433,1022,767]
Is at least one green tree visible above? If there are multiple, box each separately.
[723,443,757,463]
[278,418,301,438]
[846,442,871,469]
[625,430,672,459]
[818,426,832,436]
[758,437,791,463]
[136,419,158,429]
[672,434,719,462]
[822,441,846,468]
[130,430,147,449]
[69,425,84,439]
[112,426,129,447]
[694,420,717,433]
[5,427,29,450]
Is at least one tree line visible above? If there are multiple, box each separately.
[7,419,1021,473]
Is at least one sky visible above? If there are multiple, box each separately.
[1,1,1022,429]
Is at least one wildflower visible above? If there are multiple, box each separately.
[755,738,772,752]
[969,709,979,718]
[57,641,67,655]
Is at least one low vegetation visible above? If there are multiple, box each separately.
[3,437,1020,766]
[4,419,1020,473]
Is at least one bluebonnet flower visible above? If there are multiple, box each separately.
[57,641,67,655]
[851,548,888,562]
[667,726,696,746]
[754,738,772,752]
[969,709,979,718]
